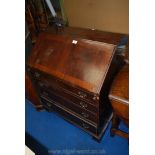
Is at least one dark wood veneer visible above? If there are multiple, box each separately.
[27,27,127,140]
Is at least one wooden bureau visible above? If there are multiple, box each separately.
[27,32,124,140]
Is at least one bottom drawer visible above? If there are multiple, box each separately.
[41,97,98,136]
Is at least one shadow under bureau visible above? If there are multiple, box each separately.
[27,32,122,140]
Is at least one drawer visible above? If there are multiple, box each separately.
[41,97,98,135]
[37,79,99,114]
[40,89,98,124]
[29,69,99,104]
[56,79,99,103]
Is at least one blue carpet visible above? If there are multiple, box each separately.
[25,100,129,155]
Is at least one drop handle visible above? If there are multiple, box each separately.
[43,91,48,96]
[82,123,89,129]
[78,91,87,98]
[80,102,88,109]
[81,112,89,118]
[39,82,44,87]
[34,72,40,78]
[46,102,51,107]
[93,95,99,100]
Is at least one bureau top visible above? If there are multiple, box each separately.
[28,33,116,94]
[46,26,128,46]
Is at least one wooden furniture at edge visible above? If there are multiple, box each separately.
[25,72,43,111]
[109,64,129,139]
[27,27,128,140]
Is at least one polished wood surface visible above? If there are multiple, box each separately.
[46,26,129,67]
[28,33,116,94]
[109,64,129,138]
[27,28,127,140]
[46,26,128,45]
[109,64,129,105]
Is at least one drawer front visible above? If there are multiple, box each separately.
[35,78,99,114]
[41,97,98,135]
[40,88,98,124]
[30,69,99,104]
[56,79,99,103]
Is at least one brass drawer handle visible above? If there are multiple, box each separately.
[78,91,87,98]
[46,102,51,107]
[81,112,89,118]
[38,82,44,87]
[93,95,99,100]
[80,102,88,109]
[38,82,48,88]
[43,91,48,96]
[82,123,89,129]
[34,72,40,78]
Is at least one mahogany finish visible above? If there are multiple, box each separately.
[46,26,128,72]
[25,72,43,111]
[28,33,116,94]
[46,26,128,45]
[27,28,128,140]
[109,64,129,139]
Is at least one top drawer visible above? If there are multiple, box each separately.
[29,68,100,104]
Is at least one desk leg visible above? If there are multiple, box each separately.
[110,113,120,137]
